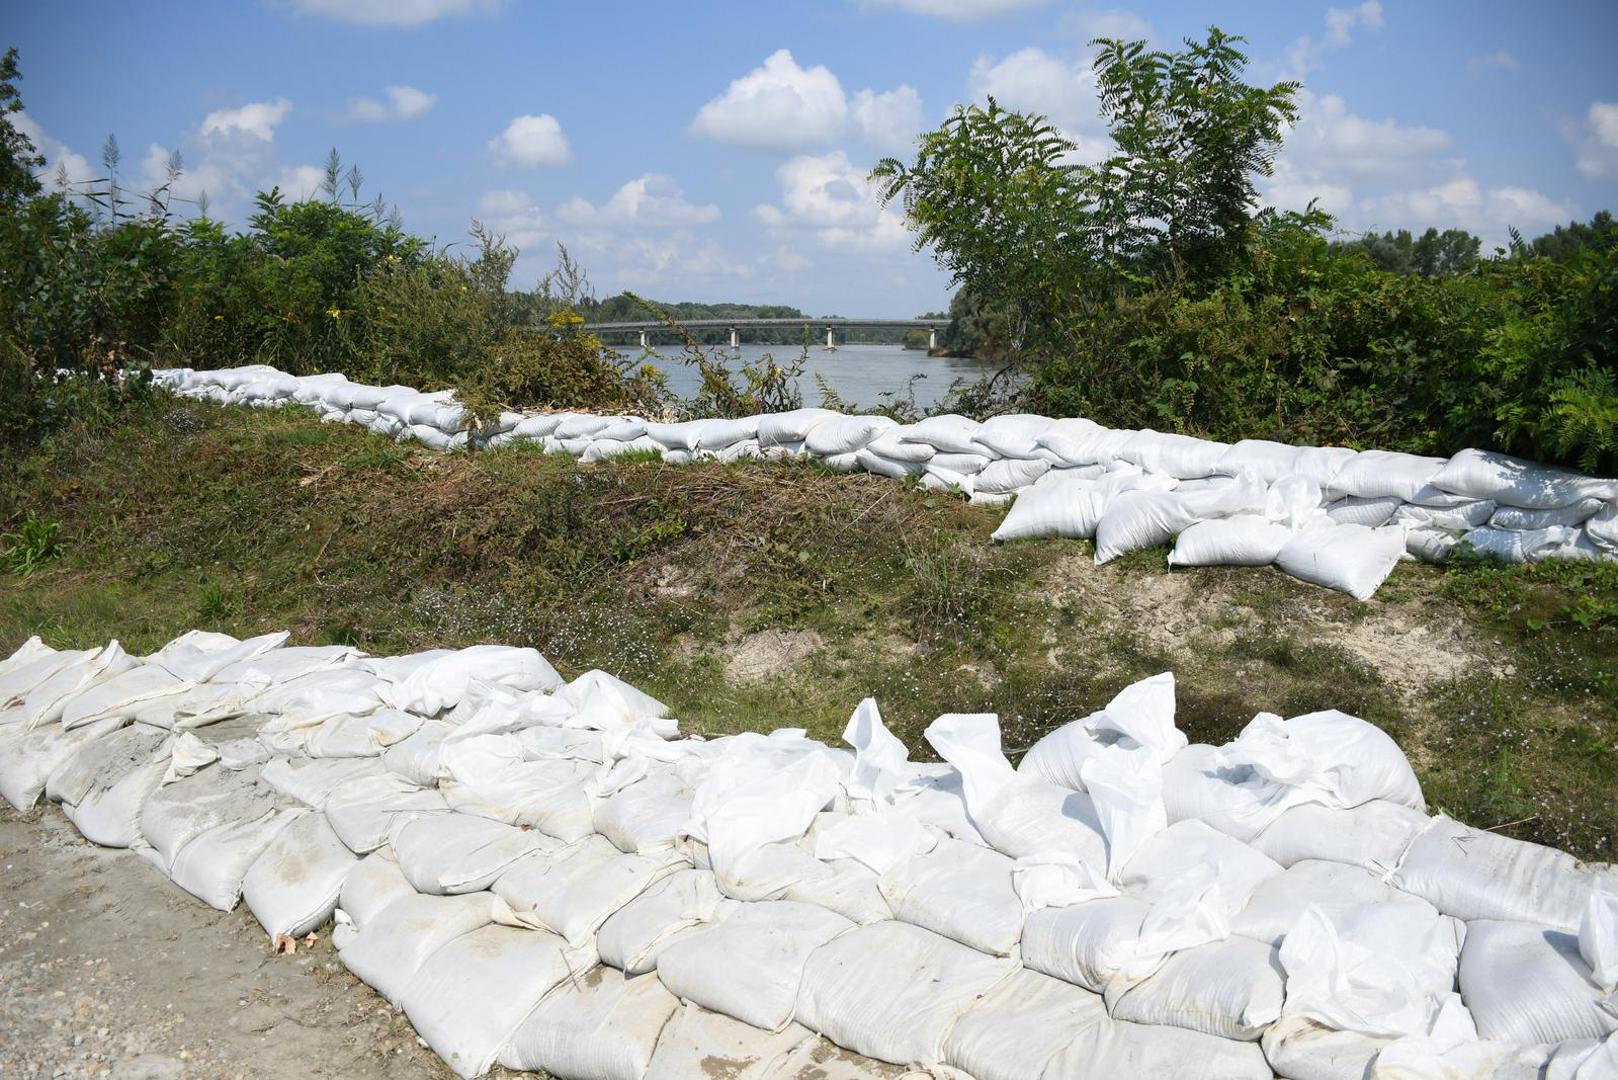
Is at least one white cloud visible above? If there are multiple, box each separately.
[1358,178,1574,244]
[276,164,328,200]
[477,188,546,249]
[200,98,292,142]
[11,112,95,189]
[1061,8,1153,43]
[348,85,437,123]
[488,114,572,167]
[286,0,497,27]
[556,173,720,229]
[860,0,1048,18]
[690,50,849,151]
[966,47,1108,158]
[1279,91,1452,179]
[1282,0,1383,77]
[1465,51,1520,76]
[1591,102,1618,148]
[851,86,923,154]
[754,150,910,250]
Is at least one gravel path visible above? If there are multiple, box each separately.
[0,805,456,1080]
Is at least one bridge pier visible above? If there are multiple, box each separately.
[638,330,648,349]
[928,328,938,350]
[825,327,835,350]
[728,326,739,349]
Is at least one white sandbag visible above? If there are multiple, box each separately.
[1094,491,1198,564]
[400,923,593,1079]
[1251,800,1430,873]
[500,965,681,1080]
[1035,419,1132,467]
[1020,896,1177,993]
[1587,501,1618,552]
[24,640,137,728]
[855,449,925,480]
[805,415,897,456]
[1242,708,1426,813]
[644,1004,812,1079]
[967,489,1012,506]
[139,763,281,868]
[970,414,1055,459]
[1429,448,1618,510]
[300,709,417,758]
[596,868,730,975]
[1461,524,1587,563]
[1280,902,1468,1039]
[0,645,94,708]
[783,854,892,926]
[555,413,619,439]
[1392,500,1498,532]
[393,813,553,895]
[1325,496,1404,528]
[1169,516,1292,567]
[877,837,1022,956]
[56,728,172,848]
[1118,430,1228,479]
[1215,440,1305,484]
[492,834,686,947]
[1080,743,1167,878]
[582,435,662,462]
[594,770,694,854]
[597,416,648,441]
[334,848,414,928]
[209,644,358,686]
[382,644,563,715]
[810,809,933,877]
[1490,498,1606,530]
[929,451,993,474]
[1582,887,1618,993]
[1260,1014,1391,1080]
[865,430,935,463]
[46,721,167,807]
[1390,816,1618,931]
[437,736,597,840]
[793,921,1015,1067]
[974,457,1052,494]
[759,408,840,447]
[1019,673,1185,794]
[1043,1015,1274,1079]
[59,664,191,729]
[989,472,1100,541]
[1108,935,1284,1040]
[1121,820,1281,923]
[1405,525,1464,564]
[334,889,495,1006]
[943,967,1109,1080]
[1274,523,1406,600]
[0,714,125,810]
[1458,919,1618,1045]
[322,773,448,853]
[168,807,302,910]
[1327,451,1447,501]
[381,720,455,786]
[691,416,760,450]
[260,755,386,808]
[921,463,971,491]
[1233,860,1427,946]
[242,811,360,938]
[900,414,982,454]
[655,899,854,1031]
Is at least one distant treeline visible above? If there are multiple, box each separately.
[578,293,947,348]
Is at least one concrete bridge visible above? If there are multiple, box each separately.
[584,316,950,350]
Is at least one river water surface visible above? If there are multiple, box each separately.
[631,343,994,412]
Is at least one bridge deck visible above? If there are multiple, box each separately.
[584,317,947,332]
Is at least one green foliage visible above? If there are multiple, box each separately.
[2,512,62,576]
[0,47,43,204]
[1330,227,1481,276]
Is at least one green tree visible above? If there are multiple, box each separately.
[0,47,44,204]
[1332,227,1480,276]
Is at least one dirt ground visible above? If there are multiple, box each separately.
[0,805,455,1080]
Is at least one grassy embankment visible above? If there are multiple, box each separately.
[2,397,1615,860]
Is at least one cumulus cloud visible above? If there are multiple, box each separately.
[690,50,849,151]
[966,47,1109,160]
[200,98,292,141]
[1281,0,1383,77]
[1278,91,1453,180]
[1567,101,1618,179]
[556,173,719,229]
[477,188,546,249]
[348,85,437,123]
[754,150,910,250]
[860,0,1048,18]
[11,112,95,189]
[276,164,329,200]
[851,86,924,154]
[1061,8,1154,43]
[488,114,572,167]
[285,0,499,27]
[1358,178,1574,243]
[1465,50,1520,76]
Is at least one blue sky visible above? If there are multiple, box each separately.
[10,0,1618,315]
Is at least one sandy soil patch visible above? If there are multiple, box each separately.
[724,629,824,685]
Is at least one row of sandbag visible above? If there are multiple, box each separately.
[3,632,1615,1079]
[151,365,1618,599]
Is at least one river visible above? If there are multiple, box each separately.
[627,343,995,413]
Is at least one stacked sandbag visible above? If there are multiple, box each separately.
[6,630,1617,1079]
[158,365,1618,598]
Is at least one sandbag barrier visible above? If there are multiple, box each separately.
[3,632,1616,1079]
[151,365,1618,601]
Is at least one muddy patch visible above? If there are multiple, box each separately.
[724,629,824,685]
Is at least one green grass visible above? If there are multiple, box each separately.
[3,397,1616,859]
